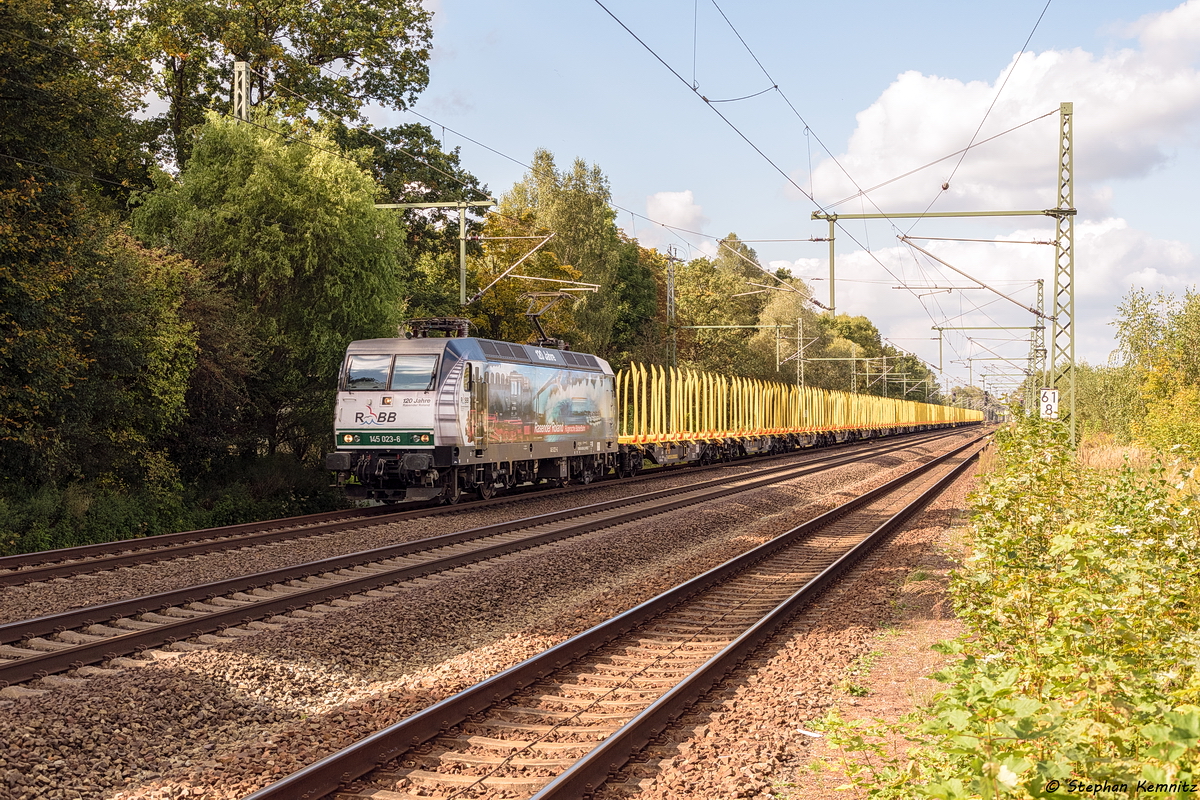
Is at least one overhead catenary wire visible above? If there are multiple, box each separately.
[825,109,1058,210]
[698,0,1058,373]
[234,63,580,297]
[0,152,141,191]
[605,0,995,350]
[13,24,1009,391]
[328,56,1027,339]
[256,27,1022,385]
[904,0,1055,233]
[940,0,1055,194]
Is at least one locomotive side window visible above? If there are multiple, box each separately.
[390,355,440,391]
[345,354,392,390]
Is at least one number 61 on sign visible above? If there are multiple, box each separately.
[1040,388,1059,420]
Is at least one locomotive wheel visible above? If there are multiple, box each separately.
[477,480,495,500]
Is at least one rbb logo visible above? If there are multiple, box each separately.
[354,411,397,424]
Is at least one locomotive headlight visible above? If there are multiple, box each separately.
[342,434,354,443]
[420,434,430,443]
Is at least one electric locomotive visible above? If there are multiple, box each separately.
[324,327,619,503]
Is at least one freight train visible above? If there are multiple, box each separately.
[324,331,983,503]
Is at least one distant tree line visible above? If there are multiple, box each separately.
[1070,288,1200,452]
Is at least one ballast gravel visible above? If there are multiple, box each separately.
[0,438,944,626]
[0,431,977,799]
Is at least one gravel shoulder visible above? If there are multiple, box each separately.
[0,432,976,800]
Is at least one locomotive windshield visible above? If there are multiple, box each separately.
[343,354,440,391]
[390,355,440,391]
[344,354,391,390]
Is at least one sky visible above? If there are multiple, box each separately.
[369,0,1200,391]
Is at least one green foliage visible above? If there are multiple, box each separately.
[1,211,198,484]
[0,0,172,483]
[608,238,664,370]
[57,232,199,480]
[132,114,406,461]
[0,0,147,184]
[0,457,342,556]
[118,0,433,165]
[470,203,579,344]
[469,149,652,355]
[674,250,758,372]
[1074,362,1143,444]
[1098,287,1200,452]
[333,123,491,322]
[822,413,1200,797]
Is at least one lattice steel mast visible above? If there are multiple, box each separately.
[1050,102,1076,442]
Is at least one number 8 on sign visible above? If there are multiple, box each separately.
[1040,388,1059,420]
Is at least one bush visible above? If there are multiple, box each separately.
[0,459,345,556]
[823,412,1200,798]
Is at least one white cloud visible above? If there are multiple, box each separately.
[768,257,824,279]
[1128,0,1200,68]
[796,1,1200,379]
[824,220,1196,369]
[637,190,711,252]
[807,1,1200,212]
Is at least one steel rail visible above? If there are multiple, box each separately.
[0,430,942,645]
[0,426,968,585]
[0,506,392,575]
[0,432,966,686]
[534,438,985,799]
[241,434,985,800]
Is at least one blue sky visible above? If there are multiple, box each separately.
[370,1,1200,390]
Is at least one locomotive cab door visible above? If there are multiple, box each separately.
[469,362,488,448]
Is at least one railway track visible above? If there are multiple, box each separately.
[0,430,969,689]
[0,428,965,587]
[241,434,987,800]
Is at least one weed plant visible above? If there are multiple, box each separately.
[821,412,1200,798]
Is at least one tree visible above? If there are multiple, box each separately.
[121,0,434,166]
[713,233,770,318]
[58,233,199,481]
[607,238,664,370]
[747,286,823,384]
[1106,287,1200,451]
[469,204,578,345]
[482,150,624,353]
[335,123,490,319]
[132,114,406,461]
[0,0,179,483]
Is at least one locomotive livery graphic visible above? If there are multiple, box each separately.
[325,334,982,504]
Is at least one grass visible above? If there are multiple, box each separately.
[1076,431,1153,471]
